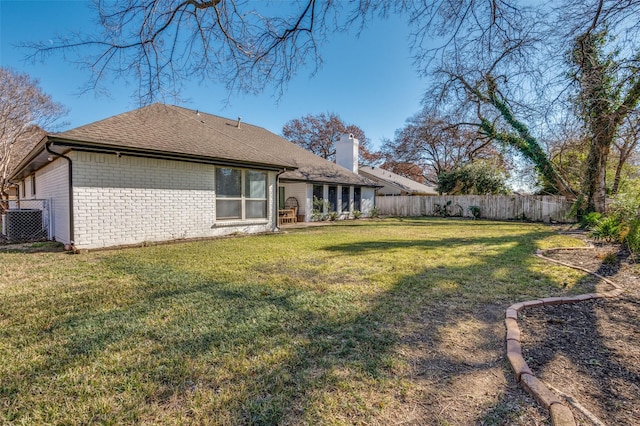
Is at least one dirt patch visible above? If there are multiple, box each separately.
[391,232,640,425]
[390,302,550,425]
[518,236,640,425]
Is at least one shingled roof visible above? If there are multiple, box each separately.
[360,165,437,195]
[48,103,375,186]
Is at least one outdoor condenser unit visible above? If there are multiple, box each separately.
[3,209,44,242]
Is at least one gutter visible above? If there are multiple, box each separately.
[47,136,296,172]
[45,142,74,245]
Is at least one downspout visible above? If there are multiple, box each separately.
[45,142,74,245]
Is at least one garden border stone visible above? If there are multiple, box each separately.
[505,245,625,426]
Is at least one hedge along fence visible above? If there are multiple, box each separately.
[375,195,577,223]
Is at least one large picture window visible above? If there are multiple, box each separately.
[216,168,268,220]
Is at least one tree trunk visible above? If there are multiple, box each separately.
[574,30,640,213]
[583,137,610,212]
[611,161,622,196]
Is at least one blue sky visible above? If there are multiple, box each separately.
[0,1,427,150]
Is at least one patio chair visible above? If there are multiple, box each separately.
[283,197,299,224]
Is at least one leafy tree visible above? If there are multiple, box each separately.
[437,162,509,195]
[281,112,379,163]
[0,67,66,201]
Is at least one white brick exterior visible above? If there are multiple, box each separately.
[35,158,71,244]
[16,151,375,249]
[71,152,276,249]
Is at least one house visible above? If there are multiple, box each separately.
[279,133,380,222]
[8,104,377,250]
[359,165,438,196]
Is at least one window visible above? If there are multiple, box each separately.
[216,167,267,220]
[341,186,350,212]
[245,170,267,219]
[216,168,242,219]
[312,184,323,202]
[278,187,285,210]
[328,186,337,212]
[354,187,361,211]
[31,174,36,197]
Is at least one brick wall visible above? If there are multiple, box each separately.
[72,152,276,249]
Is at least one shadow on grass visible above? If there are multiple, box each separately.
[520,245,640,424]
[2,224,576,424]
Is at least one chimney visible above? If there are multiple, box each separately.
[336,133,359,174]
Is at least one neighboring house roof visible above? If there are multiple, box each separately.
[7,127,45,176]
[11,103,376,187]
[359,165,438,195]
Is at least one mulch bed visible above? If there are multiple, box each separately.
[518,235,640,425]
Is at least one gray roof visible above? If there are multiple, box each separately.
[360,165,438,195]
[48,103,375,186]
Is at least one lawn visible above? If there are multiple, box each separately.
[0,218,586,425]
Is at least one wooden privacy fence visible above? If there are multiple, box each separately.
[375,195,576,223]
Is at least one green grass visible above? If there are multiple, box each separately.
[0,218,586,424]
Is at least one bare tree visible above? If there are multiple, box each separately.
[611,113,640,195]
[419,1,640,211]
[25,0,640,211]
[26,0,386,103]
[281,112,379,163]
[0,68,67,201]
[376,158,428,184]
[28,1,536,104]
[380,109,502,185]
[570,22,640,212]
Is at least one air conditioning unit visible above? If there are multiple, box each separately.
[3,209,44,242]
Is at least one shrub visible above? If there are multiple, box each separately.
[311,197,330,221]
[468,205,481,219]
[352,210,362,219]
[599,251,619,265]
[625,219,640,258]
[580,212,603,230]
[436,162,509,195]
[589,216,623,242]
[608,191,640,223]
[433,201,452,217]
[369,207,380,218]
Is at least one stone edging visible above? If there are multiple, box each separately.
[505,246,625,426]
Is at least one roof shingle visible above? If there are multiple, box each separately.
[53,103,375,186]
